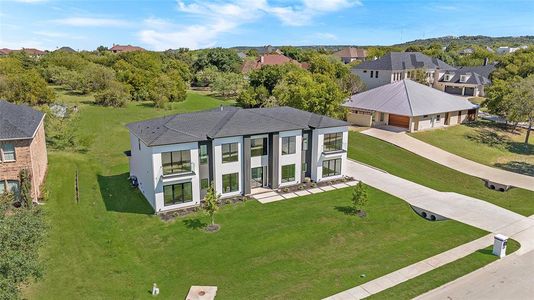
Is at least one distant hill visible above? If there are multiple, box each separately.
[394,35,534,48]
[230,36,534,52]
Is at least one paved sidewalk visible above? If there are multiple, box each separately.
[361,128,534,192]
[324,234,494,300]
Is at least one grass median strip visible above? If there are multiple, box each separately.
[367,239,521,300]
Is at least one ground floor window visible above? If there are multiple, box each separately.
[281,164,295,183]
[0,180,19,196]
[322,158,341,177]
[163,182,193,206]
[222,173,239,193]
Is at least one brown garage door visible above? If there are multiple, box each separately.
[388,114,410,129]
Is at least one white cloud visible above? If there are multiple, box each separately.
[139,0,360,50]
[34,30,85,40]
[316,32,338,41]
[53,17,131,27]
[12,0,47,3]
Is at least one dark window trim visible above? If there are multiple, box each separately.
[222,172,239,193]
[281,136,296,155]
[163,181,193,206]
[323,132,343,152]
[162,150,192,175]
[322,158,342,177]
[251,137,268,157]
[222,143,239,163]
[281,164,296,183]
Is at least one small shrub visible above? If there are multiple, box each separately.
[311,182,317,188]
[225,199,231,205]
[303,177,311,183]
[352,181,368,215]
[282,187,290,193]
[297,185,304,190]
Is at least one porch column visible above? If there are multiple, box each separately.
[242,136,251,195]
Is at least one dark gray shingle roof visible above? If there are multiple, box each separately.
[127,106,348,147]
[440,65,495,85]
[354,52,456,71]
[0,100,45,140]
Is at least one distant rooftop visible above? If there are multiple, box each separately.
[353,52,456,71]
[110,44,145,53]
[333,47,367,58]
[0,100,45,141]
[127,106,347,146]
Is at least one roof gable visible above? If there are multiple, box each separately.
[343,80,477,117]
[0,100,45,140]
[354,52,456,71]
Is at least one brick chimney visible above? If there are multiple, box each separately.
[432,67,440,88]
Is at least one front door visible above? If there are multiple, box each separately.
[251,167,264,188]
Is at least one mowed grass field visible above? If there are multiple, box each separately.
[348,132,534,216]
[24,92,486,299]
[410,121,534,177]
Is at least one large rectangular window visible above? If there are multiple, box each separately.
[222,173,239,193]
[323,133,343,152]
[281,164,296,183]
[199,144,208,165]
[163,182,193,206]
[251,138,267,157]
[281,136,296,155]
[222,143,238,163]
[162,150,191,175]
[322,158,342,177]
[1,143,15,161]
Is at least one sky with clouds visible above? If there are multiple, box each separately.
[1,0,533,51]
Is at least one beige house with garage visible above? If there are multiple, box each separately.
[343,79,478,132]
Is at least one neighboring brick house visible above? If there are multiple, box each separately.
[241,54,303,73]
[110,44,145,53]
[0,100,48,200]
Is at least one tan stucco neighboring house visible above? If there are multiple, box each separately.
[332,47,367,64]
[343,79,478,132]
[0,100,48,200]
[432,64,495,97]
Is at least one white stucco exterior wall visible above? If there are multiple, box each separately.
[152,142,200,213]
[213,136,243,198]
[129,132,156,210]
[311,126,348,182]
[352,69,394,90]
[278,130,302,187]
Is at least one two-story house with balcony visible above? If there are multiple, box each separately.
[127,106,348,213]
[352,52,456,90]
[0,100,48,200]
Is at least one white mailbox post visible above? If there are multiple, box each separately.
[493,234,508,258]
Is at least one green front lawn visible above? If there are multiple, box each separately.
[25,94,485,299]
[410,121,534,177]
[348,132,534,216]
[369,239,521,300]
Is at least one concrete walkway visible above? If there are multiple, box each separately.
[252,181,358,204]
[361,128,534,192]
[324,159,534,299]
[325,234,494,300]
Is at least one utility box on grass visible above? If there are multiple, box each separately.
[493,234,508,258]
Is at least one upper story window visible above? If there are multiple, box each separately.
[222,143,238,163]
[370,70,374,78]
[323,133,343,152]
[251,138,267,157]
[375,71,379,78]
[162,150,191,175]
[302,133,309,151]
[1,143,15,162]
[281,136,296,155]
[199,144,208,165]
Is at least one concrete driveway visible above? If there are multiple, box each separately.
[362,128,534,192]
[345,159,534,299]
[345,159,531,234]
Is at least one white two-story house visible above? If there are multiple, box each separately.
[127,106,348,213]
[352,52,456,90]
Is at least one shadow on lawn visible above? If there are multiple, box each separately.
[183,218,207,230]
[335,206,356,215]
[97,172,154,215]
[494,161,534,177]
